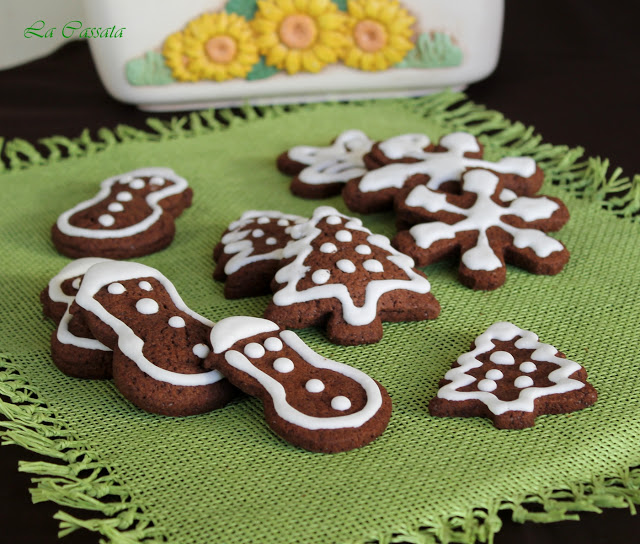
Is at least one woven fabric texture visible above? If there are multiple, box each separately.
[1,94,639,544]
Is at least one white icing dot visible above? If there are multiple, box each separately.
[485,369,504,380]
[478,379,497,392]
[136,298,159,315]
[138,281,153,291]
[331,396,351,411]
[116,191,133,202]
[312,269,331,284]
[264,337,283,351]
[120,175,133,184]
[108,202,124,213]
[71,278,81,290]
[98,214,115,227]
[355,244,372,255]
[277,219,289,227]
[520,361,537,373]
[320,242,338,253]
[363,259,384,273]
[305,379,325,393]
[273,357,294,373]
[107,282,126,295]
[150,176,165,186]
[252,229,264,238]
[168,316,186,328]
[326,215,342,225]
[129,178,145,190]
[244,342,266,358]
[265,237,277,245]
[490,351,515,365]
[193,343,210,358]
[335,230,352,243]
[336,259,356,273]
[257,217,270,224]
[514,375,534,388]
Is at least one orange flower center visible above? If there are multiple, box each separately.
[279,14,317,50]
[354,20,387,53]
[205,35,237,64]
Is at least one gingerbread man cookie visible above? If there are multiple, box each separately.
[342,131,543,213]
[264,206,440,345]
[429,322,597,429]
[213,210,307,299]
[74,260,236,416]
[40,258,113,379]
[206,316,392,453]
[52,167,193,259]
[277,130,374,199]
[393,169,570,290]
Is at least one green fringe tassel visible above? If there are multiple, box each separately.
[1,93,640,543]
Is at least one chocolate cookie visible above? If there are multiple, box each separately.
[207,316,392,453]
[264,206,440,345]
[429,322,597,429]
[51,167,193,259]
[213,210,307,299]
[393,168,570,290]
[74,260,236,416]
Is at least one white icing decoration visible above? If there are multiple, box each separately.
[107,282,125,295]
[220,210,307,275]
[515,375,534,388]
[266,237,277,245]
[355,244,372,255]
[210,315,279,354]
[312,269,331,285]
[108,202,124,213]
[245,342,266,358]
[490,351,515,365]
[273,206,432,326]
[138,281,152,291]
[359,131,536,193]
[136,298,159,315]
[71,278,81,290]
[46,258,112,352]
[168,316,186,328]
[363,259,384,273]
[406,170,564,271]
[520,361,537,373]
[252,229,264,238]
[485,369,504,380]
[336,259,356,273]
[288,130,374,186]
[326,215,342,225]
[273,357,294,373]
[56,168,189,240]
[437,322,586,415]
[478,379,497,392]
[257,217,270,224]
[98,214,115,227]
[193,344,210,359]
[264,337,283,351]
[320,242,338,253]
[331,396,351,411]
[305,379,325,393]
[150,176,165,186]
[216,320,383,430]
[335,230,352,243]
[75,261,223,386]
[129,178,145,190]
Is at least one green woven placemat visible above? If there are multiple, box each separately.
[1,93,639,544]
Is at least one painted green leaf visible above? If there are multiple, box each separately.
[331,0,348,11]
[225,0,259,19]
[396,32,463,69]
[125,51,176,86]
[246,57,280,81]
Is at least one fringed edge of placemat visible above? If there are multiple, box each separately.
[0,354,166,543]
[1,92,639,543]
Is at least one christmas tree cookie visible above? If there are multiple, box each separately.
[429,322,597,429]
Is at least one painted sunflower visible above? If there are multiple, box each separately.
[341,0,416,71]
[166,12,259,82]
[252,0,347,74]
[163,31,199,82]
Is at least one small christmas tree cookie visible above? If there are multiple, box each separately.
[264,206,440,345]
[429,322,597,429]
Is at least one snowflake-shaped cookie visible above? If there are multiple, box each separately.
[342,131,543,213]
[429,322,597,429]
[393,168,570,290]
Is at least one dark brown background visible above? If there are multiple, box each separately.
[1,1,638,542]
